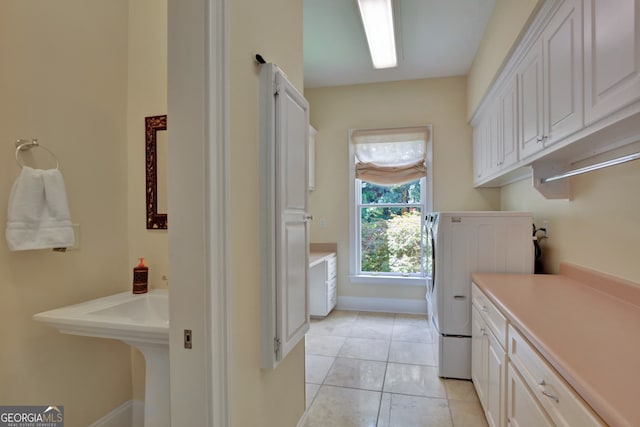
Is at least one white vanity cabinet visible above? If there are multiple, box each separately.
[309,252,337,317]
[471,283,507,427]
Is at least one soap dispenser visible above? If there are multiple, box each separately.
[133,258,148,294]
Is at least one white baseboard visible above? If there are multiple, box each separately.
[297,408,310,427]
[336,296,428,315]
[132,400,144,427]
[90,399,144,427]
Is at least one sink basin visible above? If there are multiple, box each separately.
[34,289,168,345]
[34,290,170,427]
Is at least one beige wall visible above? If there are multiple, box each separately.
[306,77,500,301]
[229,0,307,425]
[127,0,168,403]
[501,162,640,283]
[467,0,540,119]
[0,1,132,426]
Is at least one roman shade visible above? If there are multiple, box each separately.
[352,126,429,185]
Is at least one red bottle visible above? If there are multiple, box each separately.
[133,258,149,294]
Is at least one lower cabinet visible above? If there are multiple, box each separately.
[472,283,606,427]
[309,254,337,317]
[508,325,605,427]
[472,303,506,427]
[507,362,555,427]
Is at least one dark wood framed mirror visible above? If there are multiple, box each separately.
[145,115,168,229]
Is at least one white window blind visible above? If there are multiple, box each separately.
[352,126,429,185]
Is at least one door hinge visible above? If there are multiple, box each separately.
[274,79,280,96]
[274,337,281,354]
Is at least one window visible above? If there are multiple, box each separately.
[349,126,432,283]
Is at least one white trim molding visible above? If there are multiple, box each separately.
[337,296,428,315]
[89,400,141,427]
[167,0,231,426]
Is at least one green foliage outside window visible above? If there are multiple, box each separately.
[360,180,423,274]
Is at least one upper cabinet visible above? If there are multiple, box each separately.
[473,76,520,183]
[543,0,583,143]
[518,42,545,160]
[518,0,583,160]
[471,0,640,195]
[584,0,640,125]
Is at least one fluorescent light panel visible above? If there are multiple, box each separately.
[357,0,397,69]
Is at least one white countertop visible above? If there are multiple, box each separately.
[309,251,335,268]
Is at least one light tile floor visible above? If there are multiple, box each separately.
[303,310,489,427]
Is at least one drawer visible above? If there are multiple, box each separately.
[472,283,507,348]
[327,281,337,310]
[508,324,605,427]
[326,255,337,280]
[327,276,337,292]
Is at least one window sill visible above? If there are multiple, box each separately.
[349,275,426,286]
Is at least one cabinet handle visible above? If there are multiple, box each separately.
[537,135,549,143]
[537,380,559,403]
[481,306,488,313]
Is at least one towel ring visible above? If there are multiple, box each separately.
[15,139,60,170]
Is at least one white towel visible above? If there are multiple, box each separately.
[6,166,75,251]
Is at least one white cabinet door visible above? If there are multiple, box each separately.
[544,0,583,144]
[486,99,502,176]
[518,42,545,160]
[499,77,519,168]
[259,64,310,368]
[519,0,583,158]
[584,0,640,125]
[309,261,327,317]
[486,329,506,427]
[507,363,555,427]
[471,305,488,407]
[473,120,486,183]
[275,71,310,361]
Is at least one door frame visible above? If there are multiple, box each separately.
[167,0,231,426]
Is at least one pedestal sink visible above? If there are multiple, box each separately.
[34,290,169,427]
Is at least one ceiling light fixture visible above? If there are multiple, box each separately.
[357,0,398,69]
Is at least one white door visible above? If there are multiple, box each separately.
[275,70,310,360]
[259,64,310,368]
[584,0,640,125]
